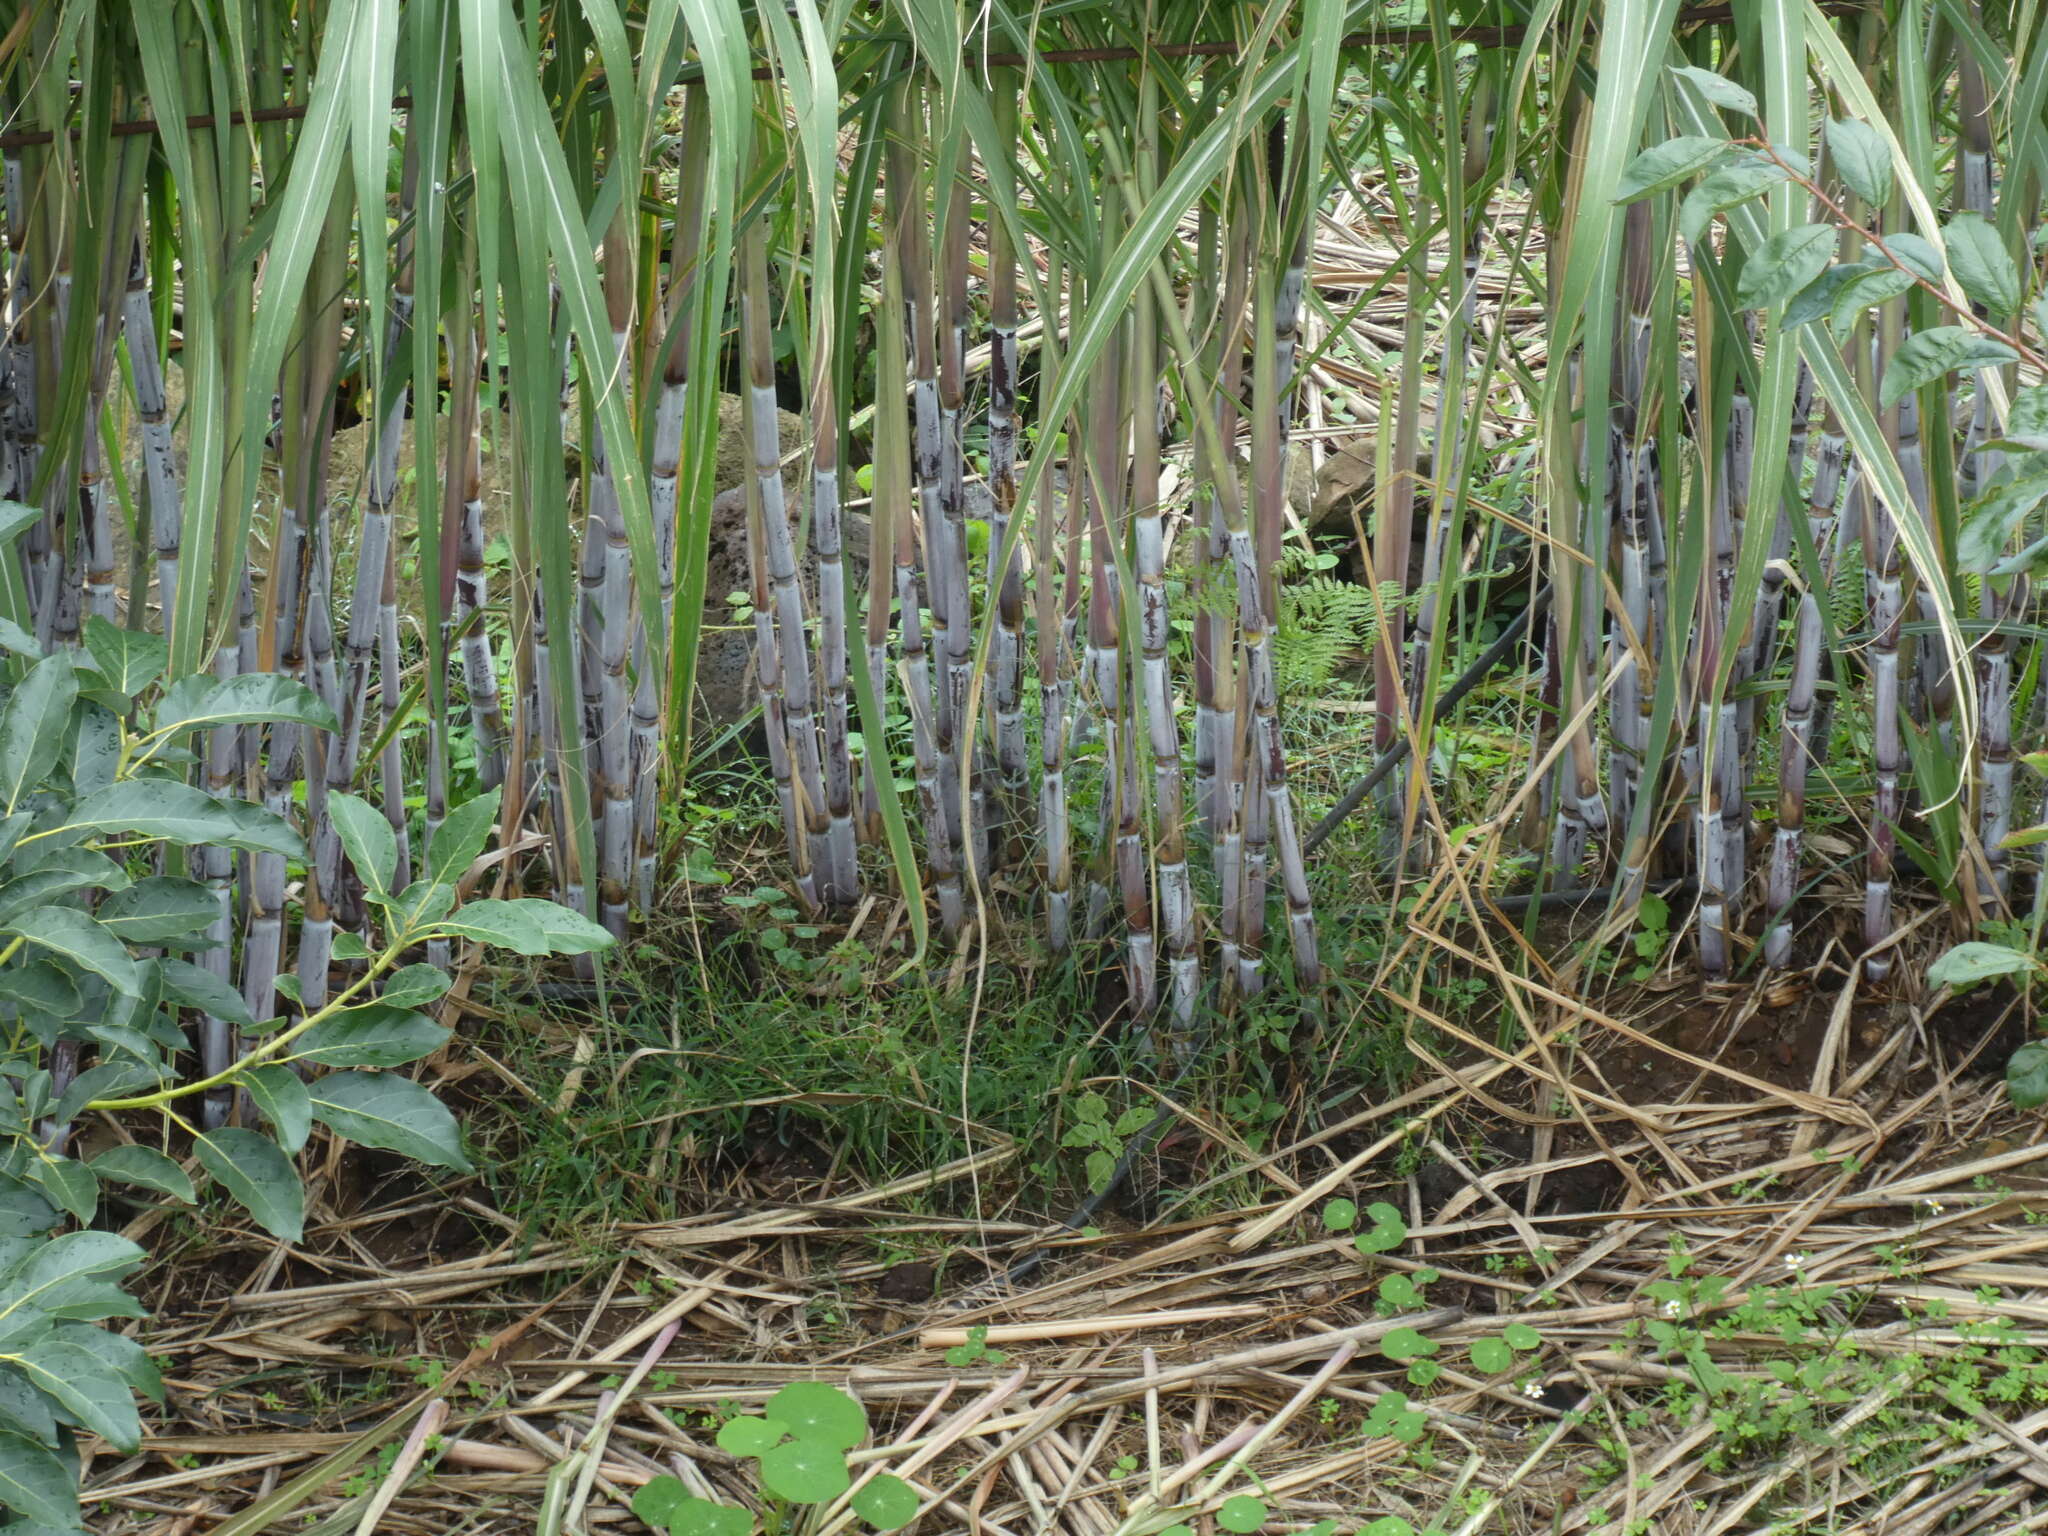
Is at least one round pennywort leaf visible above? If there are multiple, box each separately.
[760,1438,851,1504]
[1218,1494,1268,1533]
[767,1380,867,1450]
[850,1472,921,1530]
[715,1415,787,1456]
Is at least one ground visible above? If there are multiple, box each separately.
[84,904,2048,1536]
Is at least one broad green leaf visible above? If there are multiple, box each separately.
[0,1232,144,1324]
[2003,386,2048,449]
[26,1160,95,1225]
[53,1320,162,1402]
[1944,211,2021,315]
[1959,469,2048,571]
[64,781,304,858]
[328,792,397,897]
[309,1072,471,1171]
[82,617,168,698]
[52,1062,158,1125]
[631,1476,688,1528]
[13,1341,140,1451]
[767,1381,866,1450]
[1880,328,2018,408]
[8,909,137,997]
[2008,1041,2048,1109]
[195,1129,305,1242]
[152,672,339,739]
[0,965,77,1023]
[1828,265,1918,339]
[88,1146,194,1203]
[850,1473,920,1531]
[1670,65,1758,117]
[0,1430,80,1528]
[67,705,120,796]
[243,1066,313,1154]
[0,621,40,659]
[1885,232,1945,283]
[0,655,76,814]
[1217,1495,1268,1533]
[1678,160,1786,245]
[425,788,501,886]
[0,852,132,927]
[1321,1198,1357,1232]
[1379,1327,1438,1362]
[292,1006,449,1069]
[1823,117,1891,207]
[434,898,612,956]
[1782,262,1872,330]
[1613,136,1730,203]
[1503,1322,1543,1350]
[669,1498,752,1536]
[0,1183,53,1241]
[1928,941,2039,988]
[377,965,450,1010]
[1735,223,1838,310]
[158,957,255,1030]
[759,1438,850,1504]
[1470,1336,1514,1372]
[0,1369,56,1444]
[715,1415,788,1455]
[95,878,222,945]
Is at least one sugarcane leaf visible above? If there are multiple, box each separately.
[1928,941,2039,988]
[64,781,304,857]
[423,787,500,886]
[11,1340,140,1452]
[194,1130,305,1242]
[1943,211,2021,315]
[242,1067,312,1155]
[1823,117,1892,207]
[1670,65,1758,118]
[8,909,136,997]
[328,792,397,898]
[0,655,77,815]
[1828,264,1918,339]
[81,617,166,698]
[1735,222,1838,309]
[1614,135,1731,202]
[309,1072,471,1172]
[291,1005,449,1069]
[0,1431,81,1528]
[157,957,255,1029]
[2008,1042,2048,1109]
[87,1146,193,1204]
[1880,327,2017,408]
[94,878,221,945]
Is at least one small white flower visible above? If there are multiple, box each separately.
[1521,1378,1547,1399]
[1924,1199,1946,1216]
[1662,1299,1682,1319]
[1784,1253,1806,1272]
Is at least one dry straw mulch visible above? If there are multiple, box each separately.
[87,966,2048,1536]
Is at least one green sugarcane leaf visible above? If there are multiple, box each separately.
[1735,222,1838,309]
[1943,211,2021,314]
[195,1130,305,1242]
[242,1067,313,1154]
[63,781,304,858]
[0,1430,81,1528]
[328,792,398,898]
[1880,327,2017,408]
[81,617,167,698]
[0,655,76,814]
[292,1005,449,1069]
[94,878,221,945]
[1614,135,1730,202]
[152,672,339,738]
[87,1146,194,1204]
[8,909,136,997]
[1670,65,1758,117]
[1824,117,1892,207]
[310,1072,470,1172]
[12,1341,140,1452]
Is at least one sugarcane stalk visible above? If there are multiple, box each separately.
[987,71,1027,870]
[1764,590,1823,967]
[1979,576,2022,900]
[1035,239,1075,951]
[937,165,979,888]
[590,205,639,936]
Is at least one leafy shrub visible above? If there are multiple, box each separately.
[0,621,611,1530]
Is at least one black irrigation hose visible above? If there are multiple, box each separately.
[1303,583,1552,856]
